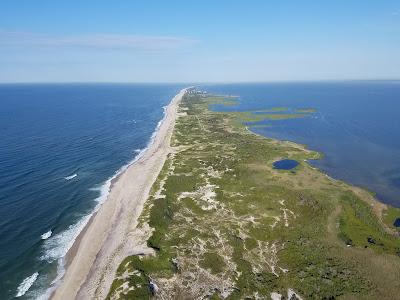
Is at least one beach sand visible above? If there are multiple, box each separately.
[52,88,188,300]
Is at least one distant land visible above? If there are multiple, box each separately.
[103,89,400,299]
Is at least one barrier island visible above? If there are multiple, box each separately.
[108,90,400,299]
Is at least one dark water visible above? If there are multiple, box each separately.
[273,159,299,170]
[203,82,400,207]
[0,83,183,299]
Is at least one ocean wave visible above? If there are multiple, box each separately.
[41,230,52,240]
[64,173,77,180]
[16,272,39,297]
[38,177,113,298]
[40,215,91,263]
[38,99,172,299]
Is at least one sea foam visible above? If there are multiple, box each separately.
[41,215,91,262]
[41,230,52,240]
[16,272,39,297]
[64,174,77,180]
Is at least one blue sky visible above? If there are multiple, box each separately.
[1,1,399,82]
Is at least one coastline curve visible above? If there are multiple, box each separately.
[51,88,189,300]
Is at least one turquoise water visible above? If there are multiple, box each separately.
[0,84,184,299]
[204,82,400,207]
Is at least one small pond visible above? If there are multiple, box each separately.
[394,218,400,227]
[273,159,299,170]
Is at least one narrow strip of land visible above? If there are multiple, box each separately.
[52,88,188,300]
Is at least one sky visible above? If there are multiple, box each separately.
[0,0,399,83]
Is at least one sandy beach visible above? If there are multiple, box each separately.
[52,88,188,300]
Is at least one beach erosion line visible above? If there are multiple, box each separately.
[44,88,188,299]
[31,90,184,299]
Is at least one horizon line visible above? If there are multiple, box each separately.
[1,79,400,85]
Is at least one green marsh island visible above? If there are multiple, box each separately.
[108,90,400,300]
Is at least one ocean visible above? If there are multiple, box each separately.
[2,82,400,299]
[204,82,400,208]
[0,83,183,299]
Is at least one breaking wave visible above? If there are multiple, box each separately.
[64,174,77,180]
[38,94,173,299]
[16,272,39,297]
[41,230,52,240]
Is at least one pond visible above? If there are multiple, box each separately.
[273,159,299,170]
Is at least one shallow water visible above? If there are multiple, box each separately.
[0,83,183,299]
[203,82,400,207]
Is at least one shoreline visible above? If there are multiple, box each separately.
[244,122,395,235]
[51,88,188,300]
[64,102,170,270]
[248,129,400,211]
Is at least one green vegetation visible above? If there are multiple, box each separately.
[339,192,400,255]
[108,93,400,299]
[200,252,226,274]
[207,96,239,106]
[231,111,308,123]
[253,107,289,112]
[383,206,400,232]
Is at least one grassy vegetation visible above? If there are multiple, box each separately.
[253,107,289,112]
[108,92,400,299]
[231,111,309,123]
[383,206,400,232]
[338,192,400,255]
[207,96,239,107]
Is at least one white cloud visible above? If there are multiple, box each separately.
[0,30,198,51]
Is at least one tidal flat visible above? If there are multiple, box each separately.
[108,92,400,299]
